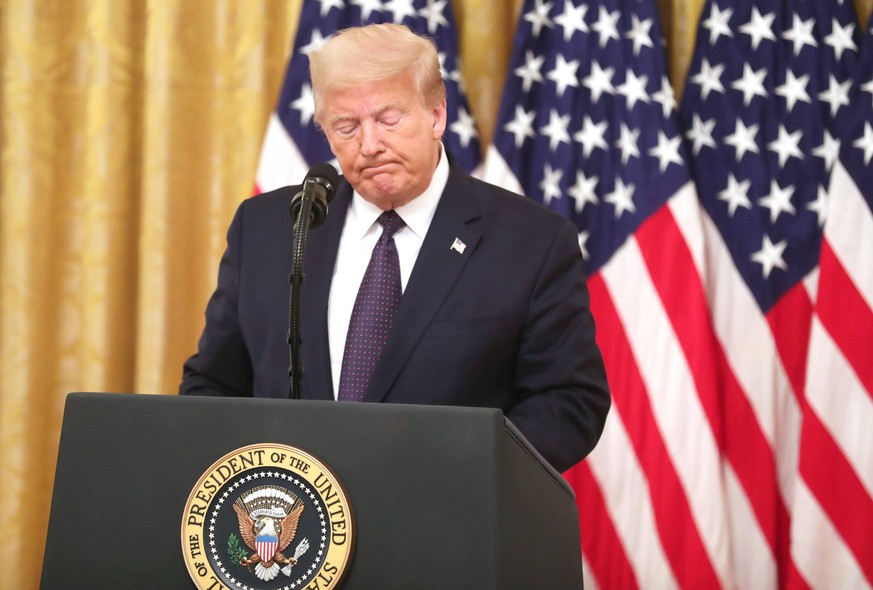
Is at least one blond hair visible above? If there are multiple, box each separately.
[309,23,446,124]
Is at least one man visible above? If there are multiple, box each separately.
[180,23,610,473]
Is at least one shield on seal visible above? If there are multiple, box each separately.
[255,534,279,562]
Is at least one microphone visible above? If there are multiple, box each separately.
[287,162,339,399]
[290,162,339,228]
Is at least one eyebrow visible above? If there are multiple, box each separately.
[328,115,357,129]
[327,103,406,128]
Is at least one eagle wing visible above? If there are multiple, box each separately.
[278,499,305,551]
[232,502,257,550]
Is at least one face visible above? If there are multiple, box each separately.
[319,71,447,210]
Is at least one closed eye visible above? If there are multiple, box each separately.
[332,121,358,138]
[379,113,402,127]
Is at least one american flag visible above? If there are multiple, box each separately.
[483,0,731,585]
[795,13,873,589]
[484,0,872,588]
[681,0,870,588]
[254,0,481,194]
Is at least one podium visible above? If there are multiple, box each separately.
[41,392,583,589]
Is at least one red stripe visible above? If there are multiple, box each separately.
[798,403,873,585]
[568,461,639,590]
[765,285,817,589]
[588,273,721,589]
[817,240,873,394]
[808,237,873,583]
[766,284,814,400]
[636,206,791,585]
[634,207,722,439]
[786,561,814,590]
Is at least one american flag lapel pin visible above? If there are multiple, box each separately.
[450,237,467,254]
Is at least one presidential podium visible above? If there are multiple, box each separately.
[41,392,584,589]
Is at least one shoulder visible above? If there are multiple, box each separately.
[456,171,577,238]
[227,185,300,230]
[220,186,301,249]
[442,155,570,226]
[237,185,299,216]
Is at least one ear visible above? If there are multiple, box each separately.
[431,98,448,140]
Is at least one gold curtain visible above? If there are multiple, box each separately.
[1,1,871,587]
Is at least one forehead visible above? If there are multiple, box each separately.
[321,73,421,120]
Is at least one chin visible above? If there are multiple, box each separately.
[362,181,408,206]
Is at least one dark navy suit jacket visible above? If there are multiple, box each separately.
[181,162,610,471]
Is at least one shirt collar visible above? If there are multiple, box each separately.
[346,144,449,241]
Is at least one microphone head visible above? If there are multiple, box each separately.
[291,162,340,228]
[305,162,340,203]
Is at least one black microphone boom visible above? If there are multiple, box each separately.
[288,162,339,399]
[290,162,339,228]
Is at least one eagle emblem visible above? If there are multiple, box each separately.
[231,485,310,581]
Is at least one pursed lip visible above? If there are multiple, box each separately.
[361,161,398,175]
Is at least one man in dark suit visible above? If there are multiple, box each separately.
[180,23,610,473]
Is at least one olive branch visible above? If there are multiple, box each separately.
[227,533,248,566]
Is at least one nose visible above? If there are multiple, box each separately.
[359,120,384,156]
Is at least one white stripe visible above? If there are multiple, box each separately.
[602,236,733,588]
[826,161,873,308]
[480,146,525,196]
[581,553,601,590]
[666,182,707,275]
[255,114,309,192]
[697,212,801,507]
[587,410,678,590]
[806,314,873,496]
[790,480,872,590]
[674,192,800,477]
[802,267,820,305]
[724,463,778,588]
[668,192,781,585]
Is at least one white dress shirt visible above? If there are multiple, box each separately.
[327,148,449,398]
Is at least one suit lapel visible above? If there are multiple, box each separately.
[364,165,483,402]
[300,181,353,400]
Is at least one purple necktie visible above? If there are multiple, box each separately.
[337,210,405,401]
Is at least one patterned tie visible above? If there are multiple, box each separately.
[337,210,405,401]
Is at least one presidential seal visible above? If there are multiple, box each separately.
[182,443,354,590]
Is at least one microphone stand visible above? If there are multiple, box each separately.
[287,189,317,400]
